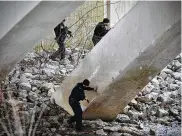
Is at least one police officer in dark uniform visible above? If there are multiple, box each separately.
[67,79,97,131]
[50,19,72,60]
[92,18,110,46]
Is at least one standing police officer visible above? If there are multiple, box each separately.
[67,79,97,131]
[92,18,110,46]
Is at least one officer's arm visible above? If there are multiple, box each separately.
[85,98,90,103]
[84,86,98,92]
[83,86,94,91]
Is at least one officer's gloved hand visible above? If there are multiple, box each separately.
[85,98,90,103]
[94,86,98,92]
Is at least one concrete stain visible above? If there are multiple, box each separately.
[84,66,159,120]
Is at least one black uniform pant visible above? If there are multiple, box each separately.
[92,35,102,46]
[68,98,82,130]
[50,39,65,60]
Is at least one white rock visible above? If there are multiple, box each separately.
[91,124,96,128]
[24,73,34,79]
[156,108,169,117]
[32,67,40,74]
[130,99,137,105]
[61,58,71,65]
[111,121,120,126]
[87,119,107,127]
[95,119,105,127]
[136,96,151,103]
[159,81,167,88]
[65,48,72,55]
[49,60,59,66]
[39,75,48,80]
[32,75,40,80]
[146,92,158,100]
[60,69,67,75]
[139,123,144,129]
[66,64,74,69]
[172,60,181,71]
[119,126,144,136]
[151,78,159,88]
[29,91,38,101]
[172,72,181,81]
[142,84,155,95]
[55,134,61,136]
[20,82,31,91]
[10,76,20,84]
[157,92,171,103]
[123,105,130,114]
[51,128,56,132]
[169,107,179,116]
[116,114,130,123]
[167,63,173,70]
[35,90,41,94]
[32,87,37,92]
[31,80,42,87]
[171,88,181,98]
[162,68,173,75]
[159,71,168,80]
[176,67,181,72]
[72,53,79,60]
[42,68,54,77]
[39,51,48,58]
[74,48,79,52]
[19,90,28,98]
[67,69,74,72]
[24,68,33,73]
[96,129,107,136]
[42,63,60,76]
[169,84,180,91]
[175,81,182,86]
[165,76,175,84]
[42,83,54,90]
[20,74,32,83]
[127,110,143,121]
[110,132,122,136]
[148,105,159,115]
[59,65,65,69]
[48,87,55,97]
[158,92,175,104]
[104,126,121,132]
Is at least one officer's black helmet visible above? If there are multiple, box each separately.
[103,18,109,23]
[83,79,90,86]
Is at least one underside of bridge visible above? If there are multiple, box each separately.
[0,1,181,120]
[0,1,84,81]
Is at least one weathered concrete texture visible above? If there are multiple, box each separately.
[53,1,181,120]
[0,1,84,82]
[0,1,40,40]
[84,20,181,120]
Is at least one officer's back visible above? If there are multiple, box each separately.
[69,83,85,102]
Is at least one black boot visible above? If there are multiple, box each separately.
[76,127,83,132]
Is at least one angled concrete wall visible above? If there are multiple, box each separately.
[0,1,84,81]
[53,1,181,120]
[0,1,40,40]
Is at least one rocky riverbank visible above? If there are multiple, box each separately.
[0,49,181,136]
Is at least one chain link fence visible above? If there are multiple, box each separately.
[34,0,137,53]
